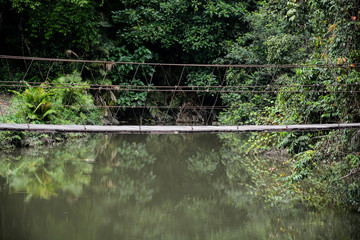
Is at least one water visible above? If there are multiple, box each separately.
[0,134,359,240]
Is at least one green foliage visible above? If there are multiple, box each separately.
[218,0,360,211]
[0,0,101,56]
[220,133,333,209]
[11,83,55,121]
[105,46,153,72]
[111,0,250,63]
[117,79,148,107]
[219,102,256,125]
[3,0,94,12]
[289,150,316,182]
[25,0,100,55]
[277,132,312,155]
[186,71,219,97]
[100,46,153,109]
[317,131,360,211]
[53,72,102,125]
[264,34,307,64]
[0,131,23,149]
[54,73,90,105]
[2,0,41,12]
[10,72,101,125]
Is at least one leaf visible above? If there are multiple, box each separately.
[42,109,57,118]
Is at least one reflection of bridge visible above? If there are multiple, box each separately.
[1,123,360,134]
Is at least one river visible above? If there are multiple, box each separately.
[0,134,359,239]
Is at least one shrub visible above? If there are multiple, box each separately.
[10,72,102,125]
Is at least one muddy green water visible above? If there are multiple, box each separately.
[0,134,359,240]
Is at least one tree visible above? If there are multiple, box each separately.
[0,0,102,57]
[110,0,256,63]
[219,0,360,211]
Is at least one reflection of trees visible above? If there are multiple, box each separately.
[92,138,157,203]
[91,197,251,240]
[187,150,219,174]
[8,158,92,200]
[1,134,359,240]
[3,190,358,240]
[0,137,99,200]
[143,134,226,201]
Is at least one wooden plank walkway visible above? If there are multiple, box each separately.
[0,123,360,134]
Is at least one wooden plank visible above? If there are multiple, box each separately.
[0,123,29,131]
[339,123,360,129]
[29,124,86,132]
[191,126,238,133]
[0,123,360,134]
[140,126,193,134]
[237,125,288,132]
[86,125,140,133]
[286,124,339,131]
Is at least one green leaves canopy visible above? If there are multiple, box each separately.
[112,0,250,63]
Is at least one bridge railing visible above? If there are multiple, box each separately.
[1,55,359,129]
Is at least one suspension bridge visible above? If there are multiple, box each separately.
[1,55,360,134]
[1,123,360,134]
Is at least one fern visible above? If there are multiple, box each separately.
[10,72,101,124]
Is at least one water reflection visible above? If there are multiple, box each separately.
[0,142,95,201]
[0,134,359,239]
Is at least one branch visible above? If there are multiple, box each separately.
[339,169,360,180]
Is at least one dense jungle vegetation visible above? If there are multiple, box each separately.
[0,0,360,211]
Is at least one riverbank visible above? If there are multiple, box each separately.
[0,92,12,116]
[0,89,100,149]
